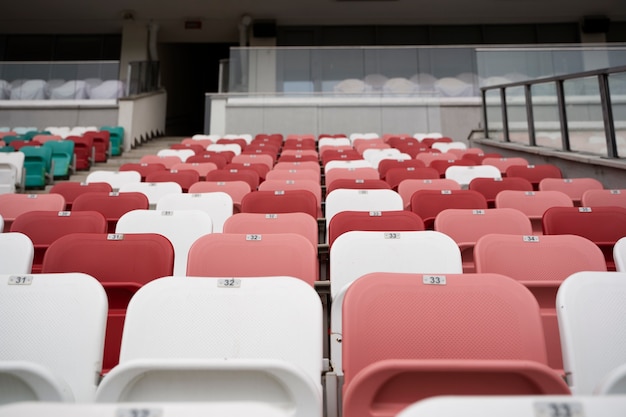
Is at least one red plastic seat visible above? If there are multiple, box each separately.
[397,179,462,210]
[581,189,626,208]
[385,167,440,190]
[83,130,111,162]
[410,189,488,229]
[49,181,112,210]
[0,193,66,230]
[475,233,607,373]
[505,164,563,190]
[41,232,174,373]
[185,152,228,169]
[258,179,322,217]
[377,159,426,179]
[10,210,107,272]
[326,179,391,195]
[145,169,200,192]
[341,272,570,417]
[206,168,260,190]
[72,191,149,233]
[468,177,534,208]
[119,162,167,181]
[495,190,573,234]
[241,190,319,219]
[223,212,318,248]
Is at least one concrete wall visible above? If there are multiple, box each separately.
[0,101,118,129]
[118,89,167,151]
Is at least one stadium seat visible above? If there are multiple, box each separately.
[42,140,74,179]
[49,181,112,210]
[72,192,149,233]
[139,155,183,169]
[41,233,174,373]
[539,177,604,206]
[614,237,626,272]
[495,190,573,233]
[444,164,501,187]
[339,273,569,417]
[542,206,626,270]
[223,212,318,248]
[475,233,607,372]
[145,169,200,192]
[188,180,251,213]
[0,272,107,404]
[557,271,626,394]
[434,208,533,272]
[118,162,166,181]
[170,162,217,180]
[116,209,213,275]
[258,179,322,217]
[187,233,318,286]
[468,177,534,208]
[410,189,488,229]
[241,190,319,219]
[397,178,461,209]
[68,136,94,170]
[326,178,391,195]
[325,167,380,188]
[99,126,123,156]
[384,167,440,190]
[0,193,65,230]
[86,170,141,191]
[10,210,107,273]
[95,276,322,416]
[505,164,563,190]
[157,191,233,233]
[157,148,195,162]
[265,168,320,184]
[0,232,34,274]
[20,146,53,188]
[482,157,529,175]
[118,182,182,208]
[581,189,626,208]
[206,168,260,190]
[0,151,25,191]
[377,159,426,179]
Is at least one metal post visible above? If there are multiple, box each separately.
[598,73,618,158]
[525,84,536,146]
[555,79,570,152]
[481,88,489,138]
[500,87,509,142]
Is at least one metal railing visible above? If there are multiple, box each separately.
[480,65,626,159]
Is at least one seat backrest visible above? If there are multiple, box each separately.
[581,189,626,208]
[325,167,380,187]
[397,178,461,209]
[539,177,604,204]
[265,168,320,183]
[326,179,391,195]
[557,271,626,394]
[223,212,318,247]
[325,189,404,237]
[482,157,529,174]
[342,272,551,391]
[377,159,425,179]
[157,192,233,233]
[614,237,626,272]
[0,232,34,274]
[144,170,200,192]
[206,168,260,190]
[241,190,319,219]
[495,190,573,232]
[139,155,183,169]
[543,206,626,243]
[505,164,562,188]
[328,210,424,248]
[444,164,502,187]
[118,182,183,207]
[119,163,166,180]
[0,152,24,188]
[157,148,195,162]
[41,233,175,371]
[187,233,318,286]
[385,167,440,189]
[116,209,213,276]
[72,191,149,232]
[468,177,534,206]
[410,189,488,228]
[86,170,141,190]
[0,272,107,403]
[0,193,66,228]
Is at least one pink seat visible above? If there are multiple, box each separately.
[170,162,218,180]
[10,210,107,273]
[187,233,318,286]
[139,154,182,169]
[468,177,534,208]
[119,162,167,181]
[414,152,457,167]
[581,189,626,208]
[328,210,424,248]
[188,180,251,212]
[474,233,607,373]
[397,179,462,210]
[206,168,260,190]
[231,153,274,171]
[377,159,426,180]
[273,161,321,175]
[410,189,488,229]
[0,193,66,230]
[49,181,112,210]
[505,164,563,190]
[42,232,174,374]
[265,168,320,184]
[241,190,319,219]
[223,212,318,248]
[341,272,570,417]
[495,190,573,234]
[434,208,533,272]
[72,191,149,233]
[325,167,380,188]
[538,177,604,206]
[326,179,391,195]
[185,152,228,169]
[542,206,626,270]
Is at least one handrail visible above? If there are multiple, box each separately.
[480,65,626,158]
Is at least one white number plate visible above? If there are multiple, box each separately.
[534,401,584,417]
[218,278,241,288]
[117,408,163,417]
[9,276,33,285]
[423,275,446,285]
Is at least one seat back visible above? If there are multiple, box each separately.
[72,192,149,233]
[0,272,107,403]
[188,180,251,211]
[434,208,532,272]
[187,233,318,286]
[557,271,626,394]
[86,170,141,191]
[385,167,440,189]
[223,212,318,247]
[0,193,66,230]
[539,177,604,205]
[475,233,607,371]
[543,206,626,270]
[41,233,174,372]
[116,209,213,275]
[118,182,183,208]
[118,163,166,181]
[614,237,626,272]
[342,273,568,417]
[157,192,233,233]
[482,157,529,174]
[495,190,573,233]
[581,189,626,208]
[410,189,487,229]
[145,170,200,192]
[10,210,107,272]
[505,164,562,189]
[206,168,260,190]
[258,180,322,217]
[241,190,319,219]
[0,152,25,190]
[444,164,501,187]
[397,178,461,209]
[0,232,34,274]
[139,155,183,169]
[468,177,533,207]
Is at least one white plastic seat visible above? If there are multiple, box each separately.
[445,165,501,187]
[118,182,182,208]
[157,149,195,162]
[0,232,34,274]
[156,192,233,233]
[614,237,626,272]
[207,143,242,155]
[86,170,141,191]
[0,152,25,190]
[115,209,213,276]
[0,273,107,404]
[557,271,626,394]
[96,276,323,417]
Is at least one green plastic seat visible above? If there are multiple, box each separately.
[20,146,53,188]
[43,140,75,179]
